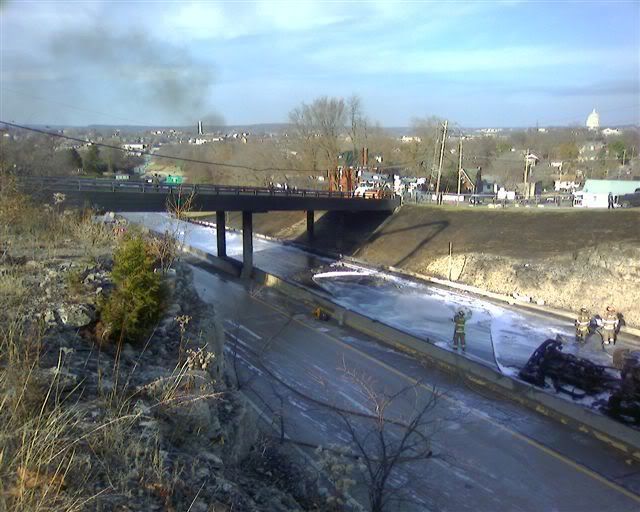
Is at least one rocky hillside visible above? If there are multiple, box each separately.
[0,198,322,511]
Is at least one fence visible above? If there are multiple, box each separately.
[402,190,576,208]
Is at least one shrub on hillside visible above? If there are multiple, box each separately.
[100,234,165,344]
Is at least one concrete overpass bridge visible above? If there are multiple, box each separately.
[19,176,400,277]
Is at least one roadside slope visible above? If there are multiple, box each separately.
[352,206,640,326]
[218,205,640,327]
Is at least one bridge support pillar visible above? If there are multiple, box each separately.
[241,211,253,279]
[306,210,315,241]
[216,211,226,258]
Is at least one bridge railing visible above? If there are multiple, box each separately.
[17,176,397,201]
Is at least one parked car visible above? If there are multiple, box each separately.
[619,188,640,208]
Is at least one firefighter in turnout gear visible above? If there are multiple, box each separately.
[575,307,591,343]
[452,310,467,351]
[602,306,619,345]
[312,307,330,321]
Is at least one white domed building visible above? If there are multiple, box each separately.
[586,108,600,130]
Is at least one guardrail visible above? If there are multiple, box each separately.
[132,216,640,460]
[246,269,640,462]
[17,176,395,201]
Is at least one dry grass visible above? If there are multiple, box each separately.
[0,182,238,511]
[0,321,87,512]
[0,299,181,510]
[0,182,119,510]
[0,270,30,305]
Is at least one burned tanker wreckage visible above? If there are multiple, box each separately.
[308,264,640,425]
[519,339,640,426]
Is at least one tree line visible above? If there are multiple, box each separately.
[0,132,143,177]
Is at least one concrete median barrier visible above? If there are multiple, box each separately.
[135,218,640,463]
[250,267,640,463]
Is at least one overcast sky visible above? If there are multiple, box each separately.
[1,0,639,127]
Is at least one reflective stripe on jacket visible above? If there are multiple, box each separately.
[454,316,466,334]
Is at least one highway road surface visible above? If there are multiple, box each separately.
[187,258,640,512]
[126,212,637,379]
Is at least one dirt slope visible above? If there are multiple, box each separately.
[232,205,640,327]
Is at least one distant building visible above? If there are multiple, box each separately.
[554,175,579,192]
[122,143,145,152]
[358,170,391,184]
[602,127,622,137]
[578,142,605,161]
[586,108,600,130]
[400,135,422,143]
[573,179,640,208]
[526,153,540,166]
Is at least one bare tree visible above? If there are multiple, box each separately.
[347,95,368,166]
[221,299,447,511]
[165,186,196,221]
[334,365,439,512]
[146,186,197,275]
[289,96,346,172]
[312,96,347,169]
[243,347,443,511]
[289,103,320,173]
[405,116,446,179]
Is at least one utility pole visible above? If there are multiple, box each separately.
[428,133,440,189]
[622,149,626,166]
[435,120,448,201]
[457,137,463,195]
[523,148,530,199]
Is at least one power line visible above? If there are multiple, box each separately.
[1,120,632,178]
[0,120,318,174]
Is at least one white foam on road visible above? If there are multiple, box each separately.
[126,213,614,376]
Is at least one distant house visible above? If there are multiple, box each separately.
[462,168,499,194]
[578,142,605,162]
[554,175,579,192]
[573,179,640,208]
[400,135,422,143]
[601,128,622,137]
[478,128,502,137]
[122,143,145,152]
[525,154,540,167]
[358,170,390,183]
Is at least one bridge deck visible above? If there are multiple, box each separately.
[19,177,400,213]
